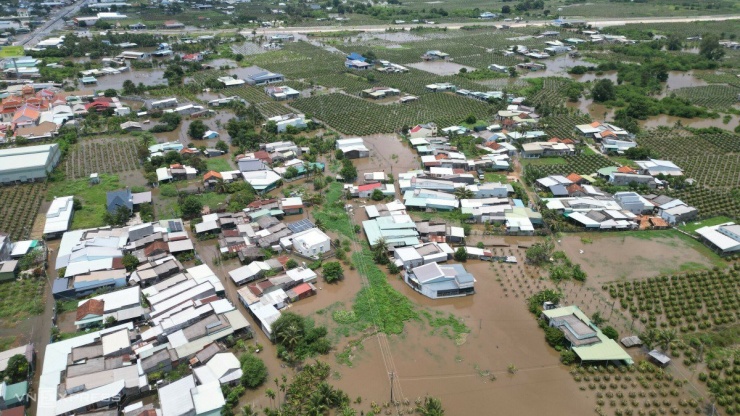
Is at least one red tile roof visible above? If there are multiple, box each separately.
[358,182,382,192]
[203,171,222,181]
[566,173,583,183]
[617,166,636,174]
[590,121,601,128]
[76,299,105,321]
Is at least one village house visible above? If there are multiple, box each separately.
[405,262,475,299]
[522,141,576,158]
[696,222,740,256]
[264,85,300,100]
[74,286,145,329]
[336,137,370,159]
[280,227,331,258]
[635,159,683,177]
[243,66,285,86]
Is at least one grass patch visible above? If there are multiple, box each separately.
[47,174,123,229]
[484,172,509,183]
[522,157,568,166]
[0,337,17,351]
[197,192,230,210]
[678,216,734,234]
[0,279,46,327]
[205,157,233,172]
[609,156,638,168]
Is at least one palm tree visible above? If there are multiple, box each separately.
[266,388,277,410]
[454,187,474,201]
[371,238,388,264]
[314,218,326,232]
[307,393,329,416]
[214,177,228,194]
[274,377,281,408]
[417,396,445,416]
[339,406,357,416]
[241,404,257,416]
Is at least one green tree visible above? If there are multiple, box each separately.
[454,187,474,200]
[525,240,554,265]
[370,188,384,201]
[339,159,357,182]
[454,247,468,262]
[322,261,344,283]
[602,326,618,340]
[180,195,203,219]
[666,35,682,51]
[272,312,306,352]
[240,353,268,388]
[188,120,207,140]
[122,79,137,95]
[371,238,388,264]
[417,396,445,416]
[284,166,299,179]
[699,34,725,61]
[508,66,517,78]
[285,259,298,269]
[464,114,476,124]
[2,355,29,384]
[362,50,377,62]
[103,205,131,227]
[103,88,117,97]
[215,140,229,153]
[560,350,577,365]
[544,325,565,348]
[122,253,140,272]
[591,79,616,102]
[591,311,605,326]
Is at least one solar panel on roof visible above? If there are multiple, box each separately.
[287,219,315,233]
[169,221,183,232]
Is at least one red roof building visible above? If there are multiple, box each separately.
[357,182,382,192]
[76,299,105,321]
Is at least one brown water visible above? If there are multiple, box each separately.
[353,134,420,180]
[94,69,167,90]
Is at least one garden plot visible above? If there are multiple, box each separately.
[290,92,490,136]
[0,183,46,241]
[524,154,618,178]
[231,42,267,56]
[63,137,140,180]
[672,84,740,110]
[603,264,740,332]
[541,114,592,140]
[407,61,476,76]
[558,232,719,283]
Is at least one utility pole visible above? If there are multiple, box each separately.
[389,371,394,404]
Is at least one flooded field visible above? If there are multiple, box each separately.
[353,134,420,179]
[94,68,167,90]
[407,60,476,76]
[557,232,719,282]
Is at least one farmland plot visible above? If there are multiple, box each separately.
[64,138,140,180]
[672,85,740,110]
[291,92,490,136]
[524,154,618,178]
[541,114,592,140]
[0,183,46,240]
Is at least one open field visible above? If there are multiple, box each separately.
[0,278,46,329]
[0,183,47,241]
[679,216,735,234]
[523,154,618,180]
[47,174,124,230]
[558,232,724,282]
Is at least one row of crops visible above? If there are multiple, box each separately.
[604,265,740,332]
[638,131,740,190]
[541,114,592,140]
[290,92,490,136]
[672,85,740,110]
[570,363,704,416]
[699,352,740,415]
[64,138,141,180]
[524,154,618,178]
[0,183,46,241]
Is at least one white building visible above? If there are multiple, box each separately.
[44,195,75,238]
[635,159,683,177]
[695,223,740,255]
[281,228,331,258]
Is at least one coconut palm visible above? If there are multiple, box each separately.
[240,404,257,416]
[658,329,677,352]
[417,396,445,416]
[266,388,276,409]
[371,238,389,264]
[454,187,474,201]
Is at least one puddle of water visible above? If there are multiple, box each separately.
[94,69,167,90]
[407,61,477,76]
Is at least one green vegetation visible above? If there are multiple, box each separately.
[47,173,123,229]
[0,182,46,241]
[604,263,740,332]
[63,137,140,180]
[272,312,331,363]
[0,279,46,328]
[206,158,233,172]
[523,155,618,184]
[239,353,268,389]
[322,262,344,284]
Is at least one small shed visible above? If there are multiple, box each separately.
[89,173,100,184]
[621,336,642,348]
[647,350,671,367]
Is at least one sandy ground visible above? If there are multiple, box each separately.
[557,233,718,282]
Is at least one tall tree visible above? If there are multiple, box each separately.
[699,34,725,61]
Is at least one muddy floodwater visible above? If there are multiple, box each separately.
[408,60,477,76]
[94,68,167,90]
[558,232,718,282]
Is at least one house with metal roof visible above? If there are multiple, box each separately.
[405,262,475,299]
[159,374,225,416]
[362,214,420,248]
[696,222,740,256]
[243,66,284,86]
[43,195,74,238]
[0,143,61,184]
[542,305,633,365]
[635,159,683,177]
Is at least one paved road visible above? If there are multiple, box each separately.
[18,12,740,46]
[17,0,86,46]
